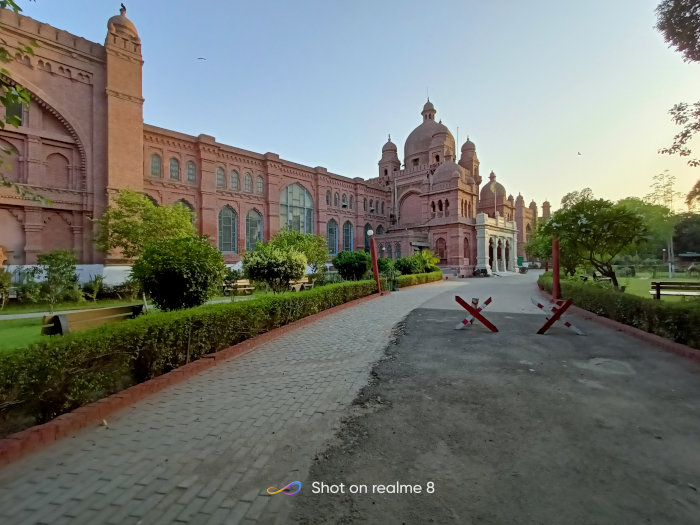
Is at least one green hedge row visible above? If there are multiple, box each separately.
[0,280,377,434]
[396,270,443,287]
[538,272,700,349]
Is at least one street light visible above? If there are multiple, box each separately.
[367,229,382,294]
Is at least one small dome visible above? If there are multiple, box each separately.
[543,200,551,206]
[423,100,435,113]
[432,157,463,184]
[479,171,506,201]
[107,6,139,40]
[382,135,397,153]
[461,138,476,151]
[516,193,525,203]
[508,194,514,201]
[529,200,537,208]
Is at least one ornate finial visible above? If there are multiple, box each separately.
[120,3,126,15]
[388,133,391,142]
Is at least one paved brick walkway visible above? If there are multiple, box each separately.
[0,280,466,525]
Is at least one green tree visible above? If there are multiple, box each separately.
[687,179,700,209]
[131,236,225,311]
[673,212,700,254]
[417,249,439,272]
[268,228,328,273]
[525,221,580,276]
[560,187,593,209]
[242,242,306,293]
[95,190,195,259]
[543,199,647,286]
[332,251,371,281]
[644,170,683,209]
[0,267,11,310]
[36,250,79,313]
[618,197,677,259]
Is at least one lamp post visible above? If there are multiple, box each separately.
[367,229,382,294]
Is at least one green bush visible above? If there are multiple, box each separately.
[395,255,424,275]
[396,269,442,287]
[131,236,226,311]
[36,250,79,312]
[0,280,378,434]
[538,272,700,348]
[243,242,307,293]
[269,228,329,273]
[0,268,11,310]
[376,257,395,275]
[333,251,371,280]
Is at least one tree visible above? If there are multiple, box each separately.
[618,197,677,259]
[687,179,700,209]
[35,250,80,313]
[543,199,647,286]
[131,236,226,311]
[94,190,195,259]
[645,170,684,209]
[525,221,581,276]
[673,212,700,254]
[268,228,328,273]
[560,187,593,209]
[656,1,700,167]
[242,242,306,293]
[416,249,439,272]
[332,251,371,281]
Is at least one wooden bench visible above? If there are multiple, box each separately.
[649,281,700,300]
[42,304,144,336]
[223,279,256,296]
[289,277,315,292]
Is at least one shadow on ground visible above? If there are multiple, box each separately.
[292,308,700,524]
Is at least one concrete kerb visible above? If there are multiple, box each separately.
[0,287,408,468]
[537,289,700,364]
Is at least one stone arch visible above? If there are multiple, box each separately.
[435,237,446,263]
[399,190,422,225]
[45,152,70,189]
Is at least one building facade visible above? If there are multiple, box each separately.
[0,7,545,274]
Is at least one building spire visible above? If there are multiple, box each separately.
[120,3,126,15]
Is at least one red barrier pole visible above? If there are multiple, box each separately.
[370,235,382,294]
[552,237,561,299]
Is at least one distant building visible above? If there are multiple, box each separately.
[0,7,543,274]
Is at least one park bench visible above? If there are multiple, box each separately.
[649,281,700,300]
[42,304,144,336]
[289,277,315,292]
[223,279,256,296]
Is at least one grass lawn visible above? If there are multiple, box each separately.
[619,273,700,302]
[0,318,46,353]
[0,297,145,316]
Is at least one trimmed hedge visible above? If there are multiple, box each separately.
[538,272,700,349]
[0,280,375,435]
[396,269,443,287]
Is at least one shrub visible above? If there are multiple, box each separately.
[395,255,424,275]
[396,269,442,287]
[332,251,371,280]
[82,275,104,302]
[0,280,378,434]
[537,272,700,348]
[36,250,79,312]
[243,242,306,293]
[131,236,226,311]
[376,257,395,275]
[269,228,329,273]
[0,268,11,310]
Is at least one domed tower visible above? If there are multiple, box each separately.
[403,101,455,170]
[105,5,144,192]
[378,135,400,186]
[477,171,506,218]
[542,200,551,219]
[458,137,481,186]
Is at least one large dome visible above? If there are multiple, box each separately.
[432,158,464,185]
[479,171,506,201]
[403,101,455,163]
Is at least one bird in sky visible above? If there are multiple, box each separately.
[197,57,207,61]
[578,152,582,155]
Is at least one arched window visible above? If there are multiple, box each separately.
[244,173,253,192]
[216,167,226,189]
[363,198,367,211]
[256,176,264,194]
[343,221,354,251]
[387,244,393,259]
[187,161,196,184]
[431,201,436,213]
[150,154,162,178]
[246,209,263,252]
[342,194,348,208]
[381,201,385,215]
[327,219,338,255]
[445,199,449,214]
[169,158,180,180]
[364,224,372,252]
[438,200,443,212]
[395,242,401,259]
[231,170,240,190]
[376,225,384,235]
[370,199,374,212]
[349,196,354,209]
[334,192,339,207]
[218,206,238,253]
[280,183,314,233]
[326,190,331,205]
[176,199,195,224]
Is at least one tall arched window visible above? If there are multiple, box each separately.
[244,173,253,192]
[150,154,162,178]
[327,219,338,255]
[363,198,367,211]
[376,225,384,235]
[350,196,354,209]
[342,194,348,208]
[387,244,393,259]
[381,201,385,215]
[187,161,196,184]
[334,192,339,207]
[395,242,401,259]
[369,199,374,212]
[256,176,264,194]
[218,206,237,253]
[231,170,240,190]
[216,167,226,188]
[326,190,331,205]
[438,200,443,212]
[364,223,372,252]
[280,183,314,233]
[343,221,354,251]
[169,158,180,180]
[246,209,263,252]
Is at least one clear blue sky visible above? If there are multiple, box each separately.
[18,0,700,210]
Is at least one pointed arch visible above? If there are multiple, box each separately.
[218,205,238,253]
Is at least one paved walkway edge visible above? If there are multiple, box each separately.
[538,289,700,364]
[0,291,392,468]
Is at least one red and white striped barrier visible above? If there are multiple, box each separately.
[455,296,499,333]
[530,297,584,335]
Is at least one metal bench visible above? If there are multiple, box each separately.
[42,304,144,336]
[649,281,700,300]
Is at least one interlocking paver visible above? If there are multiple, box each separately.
[0,281,462,523]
